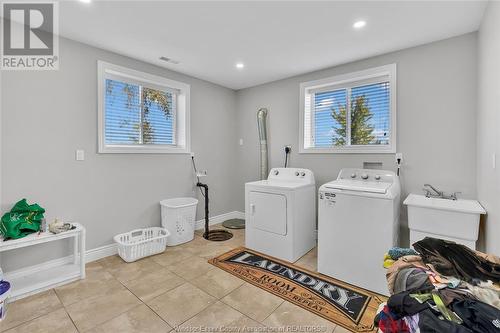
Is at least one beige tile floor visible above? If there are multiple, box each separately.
[0,225,352,333]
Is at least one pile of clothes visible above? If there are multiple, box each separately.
[0,268,10,321]
[375,237,500,333]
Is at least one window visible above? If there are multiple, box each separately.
[98,61,190,153]
[300,64,396,153]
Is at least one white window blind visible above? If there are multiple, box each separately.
[104,79,176,145]
[98,61,191,154]
[300,64,396,153]
[313,88,347,147]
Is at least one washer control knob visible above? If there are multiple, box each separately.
[375,175,381,180]
[273,170,279,175]
[350,173,356,178]
[295,172,300,176]
[361,173,369,180]
[300,172,306,176]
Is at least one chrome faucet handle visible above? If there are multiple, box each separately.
[451,192,462,200]
[423,189,431,198]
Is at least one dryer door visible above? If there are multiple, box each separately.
[248,191,287,235]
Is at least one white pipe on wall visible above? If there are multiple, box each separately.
[257,108,268,180]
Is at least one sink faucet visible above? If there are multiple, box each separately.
[423,184,461,200]
[423,184,443,198]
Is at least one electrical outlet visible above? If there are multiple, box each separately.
[284,145,292,151]
[395,153,403,163]
[190,152,195,158]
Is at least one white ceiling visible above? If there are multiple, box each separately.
[59,1,487,90]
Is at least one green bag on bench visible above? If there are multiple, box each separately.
[0,199,45,240]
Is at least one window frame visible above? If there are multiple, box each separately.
[97,61,191,154]
[299,64,397,154]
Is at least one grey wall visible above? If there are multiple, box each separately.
[0,30,486,271]
[0,37,238,270]
[235,33,478,247]
[477,2,500,255]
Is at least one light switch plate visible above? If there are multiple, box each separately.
[75,150,85,161]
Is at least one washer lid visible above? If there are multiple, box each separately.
[324,179,392,194]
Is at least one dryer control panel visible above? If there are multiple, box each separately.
[268,168,315,185]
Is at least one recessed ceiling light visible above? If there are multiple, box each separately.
[79,0,92,3]
[236,62,245,69]
[353,20,367,29]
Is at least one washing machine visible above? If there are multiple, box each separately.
[318,168,400,296]
[245,168,316,262]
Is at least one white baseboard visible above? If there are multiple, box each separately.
[195,211,245,230]
[86,243,118,262]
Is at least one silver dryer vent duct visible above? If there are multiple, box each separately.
[257,108,268,180]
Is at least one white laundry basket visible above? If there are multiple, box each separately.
[160,197,198,246]
[114,227,169,262]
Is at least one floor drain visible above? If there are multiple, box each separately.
[204,229,233,241]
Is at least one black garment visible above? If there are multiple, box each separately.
[413,237,500,283]
[419,309,473,333]
[438,288,477,306]
[387,291,429,319]
[451,299,500,333]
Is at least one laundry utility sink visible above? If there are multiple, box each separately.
[404,194,486,250]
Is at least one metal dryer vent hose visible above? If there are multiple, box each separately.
[257,108,268,180]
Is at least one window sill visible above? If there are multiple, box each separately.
[98,145,191,154]
[299,146,396,154]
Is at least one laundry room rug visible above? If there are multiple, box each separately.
[209,247,386,333]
